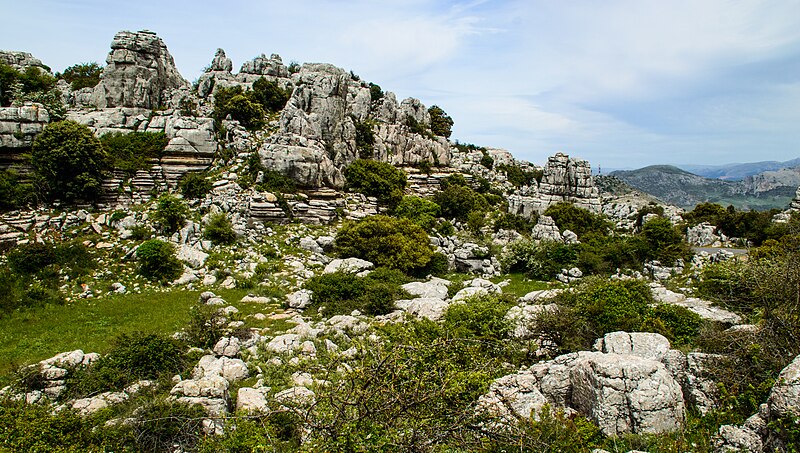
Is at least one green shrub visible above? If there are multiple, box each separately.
[368,82,384,102]
[646,304,703,347]
[203,213,237,245]
[305,268,409,316]
[639,216,692,264]
[480,150,494,169]
[100,131,168,176]
[127,399,206,453]
[178,171,212,199]
[152,194,189,234]
[544,202,611,238]
[30,120,109,202]
[501,239,578,280]
[343,159,407,207]
[335,215,433,274]
[433,184,489,222]
[6,242,57,275]
[428,105,453,138]
[251,77,291,112]
[0,399,96,452]
[404,114,430,137]
[443,293,515,340]
[197,412,303,452]
[213,86,266,131]
[635,203,665,228]
[493,211,538,234]
[57,62,102,91]
[354,118,376,159]
[0,169,35,211]
[497,163,540,188]
[0,63,55,107]
[136,239,183,282]
[393,195,440,231]
[184,302,229,349]
[66,332,185,396]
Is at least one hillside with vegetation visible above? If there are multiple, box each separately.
[1,30,800,452]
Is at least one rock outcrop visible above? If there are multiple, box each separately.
[92,30,187,109]
[508,152,601,218]
[0,103,49,168]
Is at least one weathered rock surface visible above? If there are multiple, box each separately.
[768,354,800,418]
[0,103,50,162]
[92,30,187,109]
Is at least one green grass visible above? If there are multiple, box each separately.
[492,272,553,298]
[0,288,287,383]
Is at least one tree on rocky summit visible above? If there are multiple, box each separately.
[428,105,453,138]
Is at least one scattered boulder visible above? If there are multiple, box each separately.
[323,258,374,274]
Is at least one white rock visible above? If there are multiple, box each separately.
[323,258,374,274]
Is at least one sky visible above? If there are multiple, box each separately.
[2,0,800,170]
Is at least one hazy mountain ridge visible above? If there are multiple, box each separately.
[610,164,798,210]
[678,157,800,181]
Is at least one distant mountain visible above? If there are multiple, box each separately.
[678,158,800,181]
[609,165,797,210]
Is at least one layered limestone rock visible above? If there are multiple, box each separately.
[508,152,601,218]
[258,63,449,189]
[92,30,187,109]
[0,103,49,168]
[0,50,49,72]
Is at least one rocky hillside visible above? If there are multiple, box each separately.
[611,165,796,210]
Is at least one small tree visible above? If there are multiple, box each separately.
[344,159,407,208]
[30,120,109,202]
[394,196,441,231]
[58,62,102,90]
[178,172,212,199]
[335,215,433,274]
[203,213,237,245]
[428,105,453,138]
[251,77,291,113]
[152,194,189,234]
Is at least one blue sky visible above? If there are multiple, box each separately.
[2,0,800,170]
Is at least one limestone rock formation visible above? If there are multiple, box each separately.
[0,50,49,72]
[0,103,49,168]
[92,30,187,109]
[508,152,601,218]
[209,48,233,73]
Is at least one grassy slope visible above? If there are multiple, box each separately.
[0,288,281,380]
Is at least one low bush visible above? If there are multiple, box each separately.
[335,215,433,274]
[213,86,266,131]
[203,212,237,245]
[0,63,55,107]
[544,202,611,239]
[502,239,578,280]
[0,169,35,211]
[31,120,109,202]
[6,242,57,275]
[0,399,96,452]
[433,184,489,222]
[183,302,229,349]
[393,195,440,231]
[178,171,212,199]
[251,77,291,113]
[493,211,538,234]
[66,332,185,396]
[127,399,206,452]
[344,159,407,207]
[152,194,189,234]
[136,239,183,282]
[497,163,541,188]
[305,268,409,316]
[639,216,692,264]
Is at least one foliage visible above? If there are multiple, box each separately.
[428,105,453,138]
[353,118,376,159]
[213,86,266,131]
[684,202,784,245]
[480,150,494,169]
[238,152,298,193]
[6,242,57,275]
[197,412,302,452]
[305,268,409,316]
[99,131,168,176]
[497,163,541,188]
[404,114,430,137]
[343,159,407,207]
[152,194,189,233]
[183,302,229,349]
[368,82,384,102]
[14,86,66,121]
[443,293,515,340]
[0,169,36,210]
[635,203,665,228]
[251,77,291,112]
[126,399,207,452]
[0,63,55,107]
[493,211,538,235]
[0,399,97,452]
[393,195,441,231]
[434,183,489,222]
[502,239,578,281]
[528,278,702,354]
[203,212,237,245]
[178,171,212,199]
[57,62,102,91]
[136,239,183,282]
[335,215,434,274]
[66,332,185,396]
[30,120,109,202]
[544,202,611,239]
[639,216,692,264]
